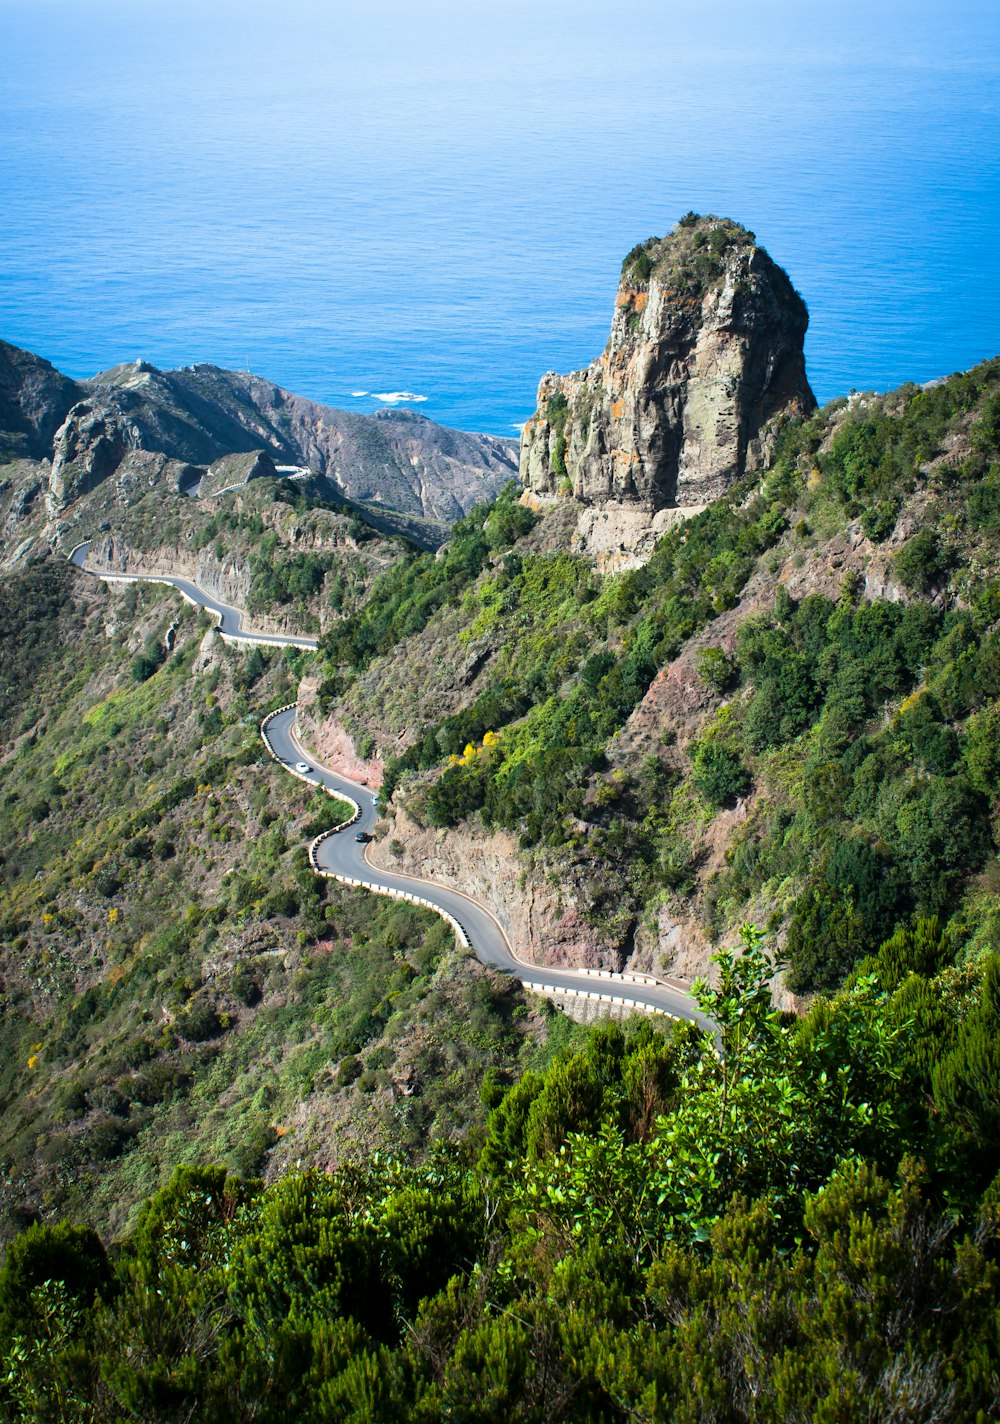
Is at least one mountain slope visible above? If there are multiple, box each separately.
[0,342,82,463]
[2,222,1000,1422]
[308,353,1000,1002]
[3,924,999,1421]
[63,359,519,524]
[0,554,576,1239]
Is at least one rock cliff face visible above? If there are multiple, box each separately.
[78,533,310,640]
[520,215,815,564]
[0,341,81,462]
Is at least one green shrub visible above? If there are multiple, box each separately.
[621,242,655,280]
[786,839,903,991]
[0,1222,111,1346]
[336,1055,363,1088]
[932,954,1000,1194]
[970,391,1000,456]
[130,652,160,683]
[230,964,262,1007]
[894,778,986,911]
[861,500,900,542]
[695,646,737,695]
[176,999,223,1043]
[690,741,752,808]
[853,916,949,992]
[894,529,952,593]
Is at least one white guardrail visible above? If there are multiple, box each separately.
[260,705,473,948]
[517,980,674,1018]
[261,704,678,1018]
[260,704,361,807]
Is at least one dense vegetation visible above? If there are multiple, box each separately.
[193,497,405,625]
[622,214,757,291]
[412,497,786,841]
[3,927,998,1421]
[317,484,537,687]
[703,589,999,988]
[319,359,1000,992]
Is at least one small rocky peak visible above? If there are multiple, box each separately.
[89,358,161,390]
[519,214,815,527]
[122,359,158,386]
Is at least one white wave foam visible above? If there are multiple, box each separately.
[350,390,369,397]
[372,390,428,404]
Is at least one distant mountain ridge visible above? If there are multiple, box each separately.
[0,340,518,541]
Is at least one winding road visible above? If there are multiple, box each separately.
[67,545,713,1031]
[68,542,319,651]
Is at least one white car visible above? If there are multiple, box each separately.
[295,761,311,774]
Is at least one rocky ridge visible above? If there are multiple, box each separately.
[519,215,815,567]
[0,339,519,554]
[0,342,82,463]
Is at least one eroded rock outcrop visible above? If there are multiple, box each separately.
[199,449,279,498]
[520,215,815,565]
[49,399,143,513]
[0,340,81,463]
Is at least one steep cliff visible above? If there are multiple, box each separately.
[0,340,81,462]
[520,215,815,564]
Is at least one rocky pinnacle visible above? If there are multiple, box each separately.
[519,215,815,522]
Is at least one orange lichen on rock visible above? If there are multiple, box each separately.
[517,220,815,513]
[519,489,550,513]
[613,448,641,470]
[616,287,642,308]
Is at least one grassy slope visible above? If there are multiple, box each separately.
[3,366,1000,1420]
[0,558,579,1241]
[4,358,1000,1238]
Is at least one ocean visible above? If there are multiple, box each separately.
[1,0,997,436]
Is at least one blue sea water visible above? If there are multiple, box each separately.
[0,0,997,436]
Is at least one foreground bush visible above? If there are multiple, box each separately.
[3,932,998,1423]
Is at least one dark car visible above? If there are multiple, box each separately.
[354,831,373,843]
